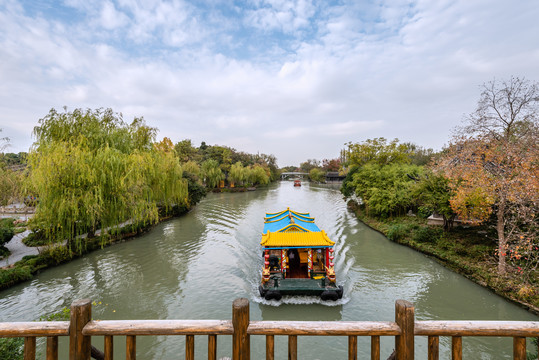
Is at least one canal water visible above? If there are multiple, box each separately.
[1,182,537,359]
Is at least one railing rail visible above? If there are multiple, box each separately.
[247,320,401,335]
[82,320,234,335]
[415,320,539,337]
[1,298,538,360]
[415,320,539,360]
[0,321,69,360]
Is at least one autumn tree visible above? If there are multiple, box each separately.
[437,77,539,275]
[321,158,341,172]
[299,159,320,173]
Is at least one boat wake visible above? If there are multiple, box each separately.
[251,293,351,307]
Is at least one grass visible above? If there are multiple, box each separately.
[347,200,539,313]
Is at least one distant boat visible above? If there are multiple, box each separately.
[259,208,343,301]
[293,179,301,186]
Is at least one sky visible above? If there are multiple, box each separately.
[1,0,538,166]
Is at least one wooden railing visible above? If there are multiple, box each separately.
[1,298,538,360]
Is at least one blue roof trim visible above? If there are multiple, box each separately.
[263,208,320,233]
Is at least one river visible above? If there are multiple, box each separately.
[0,181,537,359]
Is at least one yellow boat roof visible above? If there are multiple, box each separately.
[260,230,335,247]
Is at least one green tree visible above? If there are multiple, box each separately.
[309,168,326,183]
[201,159,224,188]
[402,142,436,166]
[350,163,423,217]
[228,161,246,186]
[0,132,23,206]
[346,138,410,167]
[27,108,188,251]
[411,170,457,230]
[245,164,270,186]
[174,139,199,162]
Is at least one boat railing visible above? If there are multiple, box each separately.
[1,298,538,360]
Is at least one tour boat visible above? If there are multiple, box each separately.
[259,208,343,301]
[293,179,301,186]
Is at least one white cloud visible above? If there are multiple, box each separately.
[244,0,316,34]
[100,1,129,30]
[1,0,539,166]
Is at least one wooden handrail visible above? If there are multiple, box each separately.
[0,321,69,336]
[82,320,234,336]
[415,321,539,337]
[2,298,539,360]
[247,321,401,336]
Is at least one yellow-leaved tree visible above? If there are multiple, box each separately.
[437,77,539,276]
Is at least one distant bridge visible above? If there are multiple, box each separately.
[280,171,345,182]
[280,172,309,180]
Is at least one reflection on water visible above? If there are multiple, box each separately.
[0,182,537,359]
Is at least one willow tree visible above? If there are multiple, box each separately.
[27,108,188,253]
[0,130,23,206]
[228,161,246,186]
[201,159,224,188]
[245,164,270,186]
[437,77,539,275]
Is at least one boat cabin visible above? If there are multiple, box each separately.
[259,208,342,301]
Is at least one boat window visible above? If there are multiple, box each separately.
[313,248,325,272]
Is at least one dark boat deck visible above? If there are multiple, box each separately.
[264,277,337,296]
[279,278,323,289]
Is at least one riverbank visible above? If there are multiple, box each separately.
[0,210,184,291]
[346,199,539,315]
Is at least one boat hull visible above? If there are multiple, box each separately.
[259,278,343,301]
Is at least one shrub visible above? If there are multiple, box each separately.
[0,337,23,360]
[387,224,413,241]
[39,245,72,265]
[0,227,14,246]
[0,246,9,259]
[417,206,433,219]
[22,230,49,247]
[0,218,15,228]
[413,226,442,243]
[0,266,33,289]
[517,285,536,300]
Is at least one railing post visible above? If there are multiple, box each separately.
[47,336,59,360]
[69,299,92,360]
[24,336,36,360]
[233,298,250,360]
[395,300,414,360]
[513,336,526,360]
